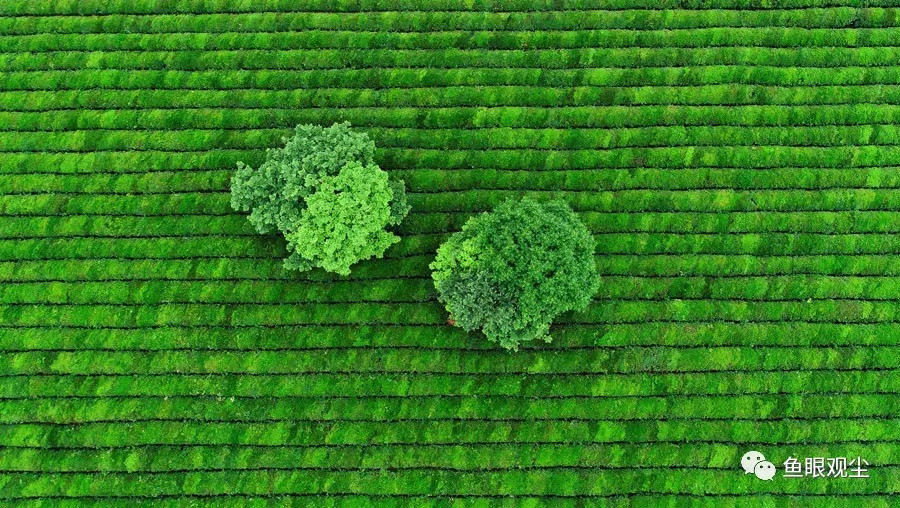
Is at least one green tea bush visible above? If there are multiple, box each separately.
[430,198,598,350]
[230,122,409,275]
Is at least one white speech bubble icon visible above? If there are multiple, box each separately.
[741,451,765,474]
[754,460,776,481]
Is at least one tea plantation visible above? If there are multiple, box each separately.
[1,0,899,505]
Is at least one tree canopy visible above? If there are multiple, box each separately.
[231,123,409,275]
[430,198,598,350]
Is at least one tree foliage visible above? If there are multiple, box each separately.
[430,198,598,350]
[284,161,404,275]
[231,123,409,275]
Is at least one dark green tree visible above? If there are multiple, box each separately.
[430,198,598,350]
[231,123,408,275]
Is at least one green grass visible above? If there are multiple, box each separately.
[2,0,900,505]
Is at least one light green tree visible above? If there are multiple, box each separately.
[231,123,409,275]
[285,161,404,275]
